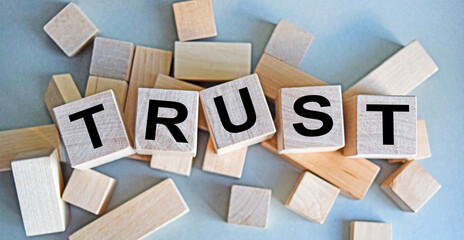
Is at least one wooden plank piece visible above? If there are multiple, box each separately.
[227,185,271,228]
[85,76,128,111]
[351,221,392,240]
[202,137,248,178]
[89,37,134,81]
[44,74,82,123]
[173,0,217,41]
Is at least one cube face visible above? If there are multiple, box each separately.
[202,137,248,178]
[89,37,134,81]
[173,0,217,41]
[227,185,271,228]
[351,221,392,240]
[86,76,128,111]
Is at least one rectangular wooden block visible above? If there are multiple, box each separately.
[285,171,340,224]
[85,76,128,111]
[174,41,251,81]
[351,221,392,240]
[11,149,68,236]
[202,137,248,178]
[381,160,441,212]
[53,90,134,169]
[173,0,217,41]
[277,85,344,154]
[254,53,326,100]
[200,74,276,154]
[44,73,82,122]
[388,120,431,163]
[69,178,189,240]
[62,169,116,215]
[227,185,271,228]
[43,3,98,57]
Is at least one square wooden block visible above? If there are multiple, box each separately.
[277,85,344,154]
[200,74,276,154]
[173,0,217,41]
[202,137,248,178]
[227,185,271,228]
[44,74,82,123]
[62,169,116,215]
[89,37,134,81]
[381,160,441,212]
[86,76,128,111]
[43,3,98,57]
[53,90,134,169]
[285,171,340,224]
[389,120,431,163]
[344,95,417,159]
[351,221,392,240]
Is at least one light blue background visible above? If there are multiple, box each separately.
[1,0,463,239]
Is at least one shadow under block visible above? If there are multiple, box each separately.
[62,169,116,215]
[11,149,68,236]
[89,37,134,81]
[86,76,128,111]
[173,0,217,41]
[351,221,392,240]
[227,185,272,228]
[43,3,98,57]
[69,178,189,240]
[174,41,251,81]
[261,135,379,200]
[202,137,248,178]
[53,90,134,169]
[285,171,340,224]
[343,95,417,159]
[343,40,438,100]
[264,19,314,68]
[254,53,326,100]
[200,74,276,154]
[44,74,82,122]
[389,120,431,163]
[277,86,344,154]
[381,160,441,212]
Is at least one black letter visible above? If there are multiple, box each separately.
[292,95,334,137]
[69,104,105,149]
[366,104,410,145]
[146,100,188,143]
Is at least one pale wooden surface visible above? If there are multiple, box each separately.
[202,137,248,178]
[227,185,272,228]
[264,19,314,67]
[89,37,134,81]
[350,221,392,240]
[69,178,189,240]
[150,152,194,176]
[62,169,116,215]
[173,0,217,41]
[200,74,276,154]
[388,120,431,163]
[11,149,68,236]
[44,74,82,123]
[277,86,344,153]
[254,53,326,100]
[285,171,339,224]
[174,41,251,81]
[43,3,98,57]
[381,160,441,212]
[85,76,128,111]
[53,90,134,169]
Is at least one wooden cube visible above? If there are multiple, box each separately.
[344,95,417,159]
[389,120,431,163]
[43,3,98,57]
[285,171,340,224]
[264,19,314,67]
[227,185,271,228]
[44,74,82,123]
[351,221,392,240]
[200,74,275,154]
[202,137,248,178]
[86,76,128,111]
[62,169,116,215]
[89,37,134,81]
[53,90,134,169]
[173,0,217,41]
[381,160,441,212]
[11,149,68,236]
[277,86,344,154]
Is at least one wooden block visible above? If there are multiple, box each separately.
[43,3,98,57]
[227,185,271,228]
[285,171,340,224]
[89,37,135,81]
[254,53,326,100]
[173,0,217,41]
[200,74,276,154]
[202,137,248,178]
[44,74,82,122]
[261,135,380,200]
[174,41,251,81]
[69,178,189,239]
[11,149,68,236]
[53,90,134,169]
[388,120,431,163]
[264,19,314,67]
[277,86,344,154]
[351,221,392,240]
[344,95,417,159]
[381,160,441,212]
[85,76,128,111]
[62,169,116,215]
[343,40,438,100]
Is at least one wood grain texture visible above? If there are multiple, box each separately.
[202,137,248,178]
[381,160,441,212]
[11,149,68,236]
[62,169,116,215]
[254,53,326,100]
[174,41,251,81]
[43,3,98,57]
[85,76,128,112]
[227,185,271,228]
[53,90,134,169]
[44,74,82,123]
[388,120,431,163]
[150,152,194,176]
[350,221,392,240]
[173,0,217,41]
[89,37,134,81]
[285,171,340,224]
